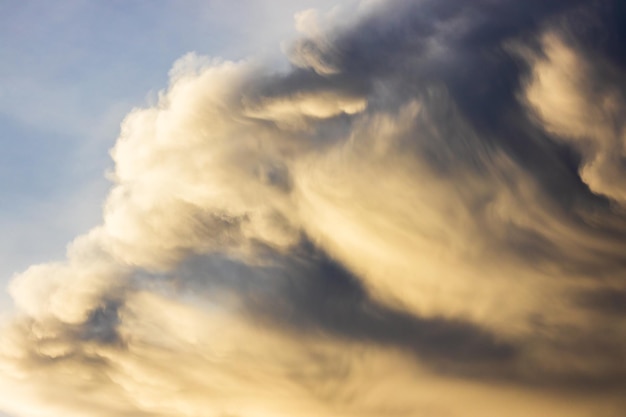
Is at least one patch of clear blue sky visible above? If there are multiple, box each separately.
[0,0,345,310]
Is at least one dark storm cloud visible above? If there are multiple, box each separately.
[160,233,626,391]
[575,288,626,316]
[284,0,620,204]
[243,0,626,390]
[172,241,517,370]
[342,0,626,263]
[288,0,585,98]
[80,298,124,345]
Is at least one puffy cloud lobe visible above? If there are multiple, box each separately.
[105,57,301,269]
[525,33,626,203]
[8,231,125,325]
[2,1,626,416]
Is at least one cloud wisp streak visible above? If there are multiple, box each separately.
[2,1,626,416]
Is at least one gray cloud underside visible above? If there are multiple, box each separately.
[2,0,626,416]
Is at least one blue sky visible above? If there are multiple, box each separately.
[0,0,340,309]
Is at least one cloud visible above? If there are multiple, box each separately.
[4,287,618,417]
[524,33,626,203]
[2,0,626,416]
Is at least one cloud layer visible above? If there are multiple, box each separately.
[2,1,626,416]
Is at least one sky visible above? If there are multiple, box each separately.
[1,0,626,416]
[0,0,342,308]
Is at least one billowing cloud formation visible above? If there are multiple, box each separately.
[2,1,626,416]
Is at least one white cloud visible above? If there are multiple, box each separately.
[524,33,626,203]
